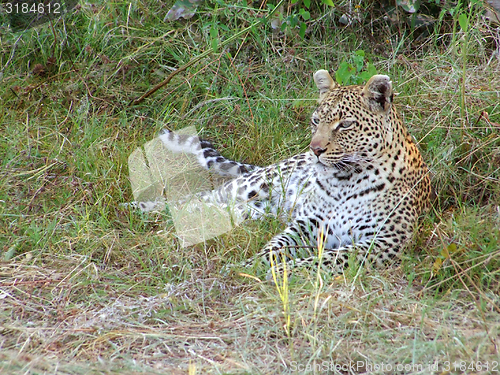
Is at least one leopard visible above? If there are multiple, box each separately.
[140,69,431,277]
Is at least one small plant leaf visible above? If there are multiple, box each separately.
[211,37,218,52]
[210,22,219,51]
[432,243,459,274]
[458,13,468,33]
[358,63,377,82]
[210,23,218,38]
[300,9,311,21]
[335,62,354,85]
[322,0,335,6]
[352,52,364,72]
[432,257,443,274]
[290,14,299,28]
[299,22,307,38]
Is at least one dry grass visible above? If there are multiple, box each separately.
[1,1,500,373]
[2,258,500,373]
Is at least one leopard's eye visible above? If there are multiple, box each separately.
[337,120,357,130]
[311,116,320,126]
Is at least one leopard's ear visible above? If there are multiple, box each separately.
[361,75,393,113]
[313,70,336,99]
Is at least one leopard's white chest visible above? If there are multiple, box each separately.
[284,162,388,248]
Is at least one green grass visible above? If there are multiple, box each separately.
[1,0,500,373]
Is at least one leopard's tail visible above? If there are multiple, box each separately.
[158,129,258,177]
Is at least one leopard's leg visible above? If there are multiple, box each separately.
[267,237,404,280]
[242,221,316,269]
[242,218,406,279]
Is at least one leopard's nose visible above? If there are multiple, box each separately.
[310,146,326,157]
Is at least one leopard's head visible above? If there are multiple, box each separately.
[309,70,396,169]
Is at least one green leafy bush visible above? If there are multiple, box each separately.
[335,50,377,85]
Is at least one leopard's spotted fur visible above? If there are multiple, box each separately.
[151,70,431,275]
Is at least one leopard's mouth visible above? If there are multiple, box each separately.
[317,155,363,173]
